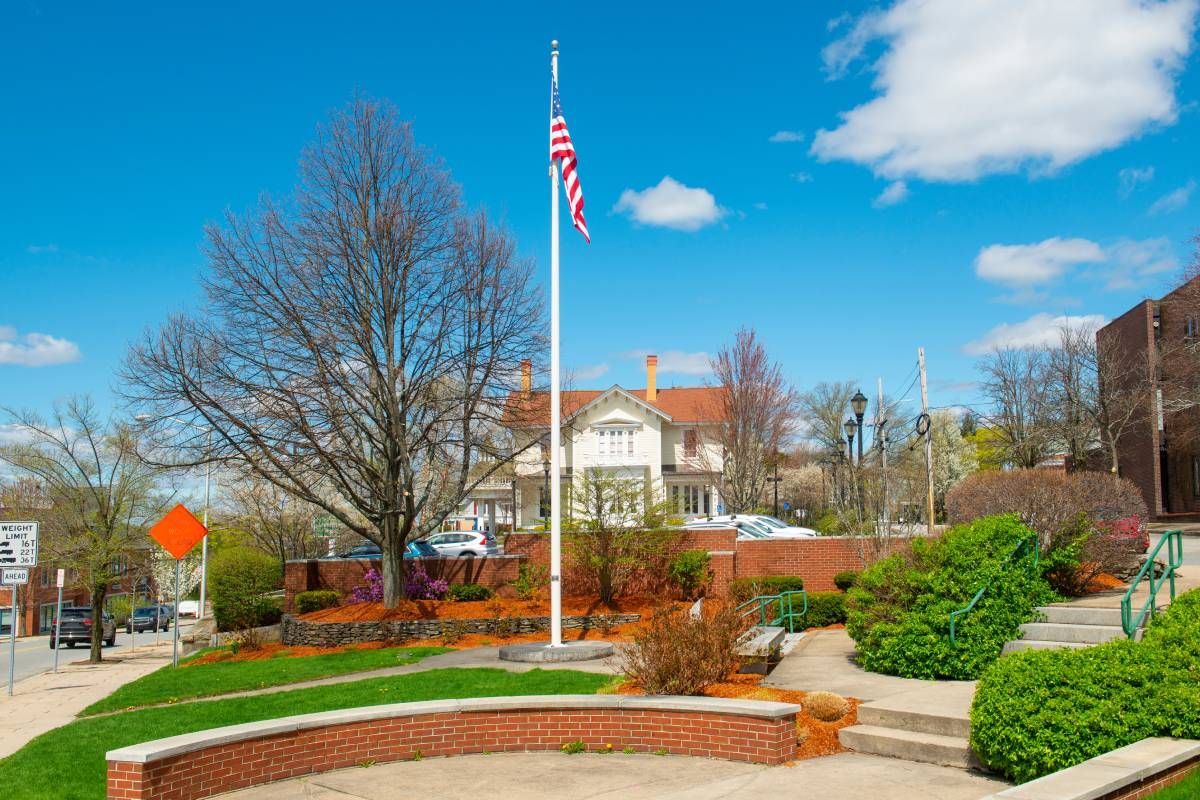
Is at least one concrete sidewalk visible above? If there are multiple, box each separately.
[0,644,174,758]
[217,751,1007,800]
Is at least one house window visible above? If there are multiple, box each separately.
[1187,317,1199,341]
[683,429,698,458]
[595,427,637,459]
[671,484,711,515]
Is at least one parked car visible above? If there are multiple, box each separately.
[177,600,200,618]
[337,542,383,559]
[744,515,819,538]
[126,605,170,634]
[50,607,116,649]
[405,540,439,558]
[687,514,817,539]
[420,531,499,557]
[685,518,775,541]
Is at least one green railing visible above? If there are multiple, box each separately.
[735,590,808,634]
[949,535,1039,646]
[1121,529,1183,638]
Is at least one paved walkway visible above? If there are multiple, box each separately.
[0,644,174,758]
[219,751,1007,800]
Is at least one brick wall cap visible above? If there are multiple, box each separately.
[981,737,1200,800]
[104,695,800,765]
[285,554,527,565]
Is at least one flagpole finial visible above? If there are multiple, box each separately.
[551,39,558,51]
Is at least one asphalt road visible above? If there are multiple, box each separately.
[3,619,196,684]
[1149,531,1199,567]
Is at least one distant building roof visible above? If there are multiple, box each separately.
[503,386,724,428]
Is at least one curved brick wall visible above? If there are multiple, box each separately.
[106,695,800,800]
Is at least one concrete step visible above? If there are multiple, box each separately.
[1017,622,1129,644]
[1034,605,1129,627]
[838,724,979,769]
[1002,639,1091,654]
[856,703,970,739]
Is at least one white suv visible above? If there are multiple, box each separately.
[421,531,500,557]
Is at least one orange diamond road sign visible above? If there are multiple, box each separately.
[150,504,208,560]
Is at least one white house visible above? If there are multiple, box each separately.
[457,355,726,531]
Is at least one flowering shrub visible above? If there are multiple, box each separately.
[406,563,448,600]
[350,568,385,603]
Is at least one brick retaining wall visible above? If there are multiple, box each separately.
[106,696,800,800]
[281,612,641,647]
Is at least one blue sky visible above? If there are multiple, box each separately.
[2,0,1199,428]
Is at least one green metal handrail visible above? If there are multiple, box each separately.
[949,535,1039,646]
[1121,529,1183,638]
[735,589,808,633]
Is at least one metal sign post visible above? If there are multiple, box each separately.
[172,559,181,668]
[53,569,64,673]
[3,567,30,697]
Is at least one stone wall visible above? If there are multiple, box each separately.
[281,612,640,647]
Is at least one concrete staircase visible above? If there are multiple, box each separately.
[838,683,981,770]
[1001,604,1141,654]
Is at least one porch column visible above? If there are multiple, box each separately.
[487,500,497,535]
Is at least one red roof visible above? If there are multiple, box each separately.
[503,386,725,427]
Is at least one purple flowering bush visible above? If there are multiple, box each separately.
[350,568,385,603]
[407,563,449,600]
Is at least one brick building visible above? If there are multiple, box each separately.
[1098,274,1200,516]
[0,556,156,637]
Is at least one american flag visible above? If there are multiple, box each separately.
[551,78,589,243]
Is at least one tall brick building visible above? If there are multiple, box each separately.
[1098,274,1200,517]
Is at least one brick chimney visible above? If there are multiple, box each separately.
[646,354,658,402]
[520,360,532,397]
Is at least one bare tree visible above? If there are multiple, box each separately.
[123,99,545,606]
[978,348,1051,469]
[0,398,166,662]
[1044,325,1100,471]
[220,472,324,572]
[798,381,857,455]
[710,329,799,513]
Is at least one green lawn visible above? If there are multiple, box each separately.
[0,667,611,800]
[1147,767,1200,800]
[82,645,450,715]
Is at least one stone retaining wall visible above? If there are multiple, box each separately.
[281,612,640,647]
[106,695,801,800]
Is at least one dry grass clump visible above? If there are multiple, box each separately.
[803,691,850,722]
[618,603,744,696]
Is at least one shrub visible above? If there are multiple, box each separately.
[804,691,850,722]
[846,515,1056,680]
[294,590,340,614]
[833,570,859,591]
[406,563,448,600]
[209,547,283,633]
[971,590,1200,783]
[446,583,492,602]
[802,592,846,629]
[728,575,805,603]
[618,603,744,695]
[350,568,384,603]
[667,550,711,599]
[511,563,549,601]
[945,470,1147,594]
[106,595,133,627]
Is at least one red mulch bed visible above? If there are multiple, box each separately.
[1082,572,1127,593]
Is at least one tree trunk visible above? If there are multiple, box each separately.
[380,512,407,608]
[89,587,107,664]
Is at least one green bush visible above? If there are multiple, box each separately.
[667,550,711,599]
[294,590,340,614]
[728,575,805,603]
[971,589,1200,783]
[803,592,847,628]
[446,583,492,602]
[846,515,1057,680]
[511,563,549,601]
[833,570,859,591]
[210,547,283,632]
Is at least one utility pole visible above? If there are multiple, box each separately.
[877,377,889,534]
[918,347,935,536]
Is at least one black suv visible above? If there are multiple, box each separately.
[51,607,117,649]
[126,605,170,634]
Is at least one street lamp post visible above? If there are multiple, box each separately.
[851,390,868,466]
[835,440,847,506]
[844,418,861,517]
[767,452,783,518]
[843,418,858,466]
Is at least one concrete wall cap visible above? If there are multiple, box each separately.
[985,737,1200,800]
[458,695,622,712]
[618,695,801,719]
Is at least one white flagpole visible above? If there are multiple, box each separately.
[549,39,563,648]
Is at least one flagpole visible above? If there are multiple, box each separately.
[548,38,563,648]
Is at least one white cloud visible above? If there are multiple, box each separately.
[1094,237,1179,289]
[1147,179,1195,215]
[872,180,909,208]
[791,172,814,183]
[753,202,768,211]
[975,238,1105,287]
[25,244,58,255]
[0,325,81,366]
[625,350,713,376]
[1119,166,1155,197]
[812,0,1197,181]
[963,313,1107,356]
[572,362,610,382]
[769,130,805,143]
[612,177,725,231]
[0,424,35,445]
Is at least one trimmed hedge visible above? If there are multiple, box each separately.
[833,570,859,591]
[294,590,340,614]
[728,575,804,603]
[445,583,492,602]
[971,589,1200,783]
[802,592,846,628]
[667,549,711,599]
[846,514,1057,680]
